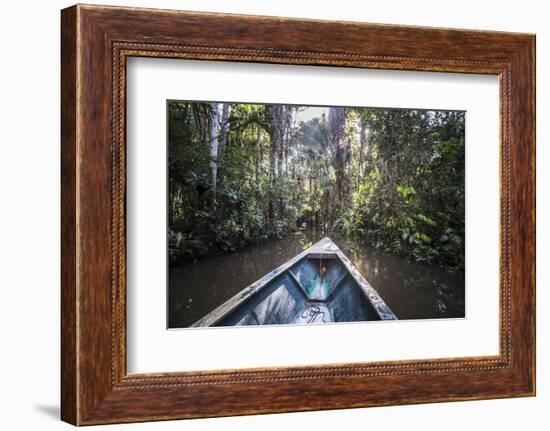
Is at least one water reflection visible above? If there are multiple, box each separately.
[168,230,464,328]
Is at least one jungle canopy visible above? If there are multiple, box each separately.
[168,102,465,270]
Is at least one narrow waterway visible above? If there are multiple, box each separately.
[168,230,465,328]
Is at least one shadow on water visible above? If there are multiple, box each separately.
[168,230,464,328]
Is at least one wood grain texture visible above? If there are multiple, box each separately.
[60,5,78,425]
[60,4,535,425]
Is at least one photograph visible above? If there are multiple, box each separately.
[167,101,466,328]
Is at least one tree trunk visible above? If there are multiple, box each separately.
[358,121,367,184]
[267,105,284,224]
[216,103,231,188]
[255,125,262,183]
[218,103,231,158]
[282,106,293,176]
[209,103,221,201]
[329,107,351,209]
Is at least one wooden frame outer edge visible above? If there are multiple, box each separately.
[61,5,79,424]
[61,4,535,425]
[113,44,512,385]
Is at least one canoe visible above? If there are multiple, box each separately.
[191,237,397,327]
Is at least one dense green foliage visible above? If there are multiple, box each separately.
[340,109,465,268]
[168,102,465,269]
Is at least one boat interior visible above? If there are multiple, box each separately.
[216,253,382,326]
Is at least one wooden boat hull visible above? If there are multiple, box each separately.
[192,237,397,327]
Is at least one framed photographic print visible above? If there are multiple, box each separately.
[61,4,535,425]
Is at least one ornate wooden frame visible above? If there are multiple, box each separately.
[61,4,536,425]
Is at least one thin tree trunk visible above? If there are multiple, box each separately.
[283,106,293,175]
[359,121,367,184]
[329,107,351,209]
[209,103,221,201]
[255,125,262,183]
[218,103,231,158]
[216,103,231,188]
[268,105,284,224]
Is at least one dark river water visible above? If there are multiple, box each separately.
[168,230,465,328]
